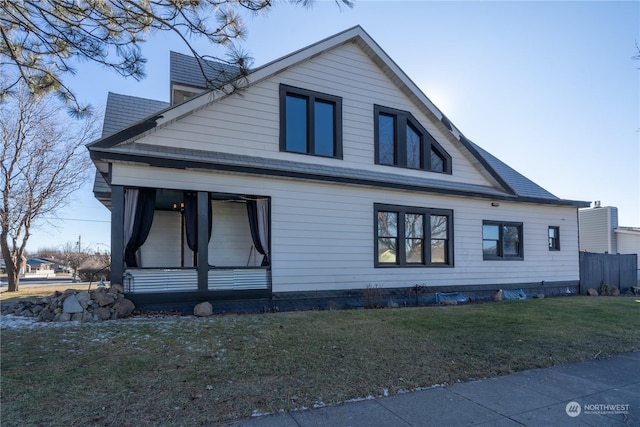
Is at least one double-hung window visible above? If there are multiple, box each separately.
[482,221,523,260]
[280,84,343,158]
[375,204,453,267]
[374,105,451,173]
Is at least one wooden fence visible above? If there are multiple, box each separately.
[579,252,638,294]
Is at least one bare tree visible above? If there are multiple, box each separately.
[59,241,90,282]
[0,0,352,114]
[0,86,98,291]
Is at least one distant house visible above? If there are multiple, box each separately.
[579,204,640,280]
[25,258,55,277]
[88,26,589,308]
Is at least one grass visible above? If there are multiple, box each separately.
[1,296,639,426]
[0,284,92,302]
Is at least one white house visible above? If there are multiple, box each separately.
[88,27,589,308]
[579,204,640,281]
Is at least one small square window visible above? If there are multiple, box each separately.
[482,221,523,260]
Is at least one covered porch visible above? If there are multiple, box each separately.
[109,186,271,303]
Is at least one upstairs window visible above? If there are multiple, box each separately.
[548,226,560,251]
[375,204,454,267]
[374,105,451,174]
[280,84,342,158]
[482,221,523,260]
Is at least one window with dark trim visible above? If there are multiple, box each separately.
[548,226,560,251]
[482,221,523,260]
[375,204,453,267]
[374,105,451,174]
[280,84,343,158]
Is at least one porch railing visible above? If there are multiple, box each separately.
[124,267,270,293]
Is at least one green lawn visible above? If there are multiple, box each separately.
[1,296,639,426]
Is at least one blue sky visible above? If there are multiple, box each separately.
[26,1,639,252]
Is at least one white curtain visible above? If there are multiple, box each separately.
[123,188,139,262]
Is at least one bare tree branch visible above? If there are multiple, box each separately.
[0,0,353,114]
[0,85,99,291]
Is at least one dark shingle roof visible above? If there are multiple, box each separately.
[170,51,239,89]
[102,93,169,137]
[466,140,558,200]
[94,142,514,201]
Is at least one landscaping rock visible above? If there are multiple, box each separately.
[109,284,125,294]
[587,288,598,296]
[63,295,84,314]
[494,290,503,301]
[194,302,213,317]
[93,307,112,321]
[92,292,116,307]
[535,293,545,299]
[75,291,92,308]
[113,298,135,318]
[442,299,458,306]
[2,288,136,323]
[39,309,55,322]
[612,287,620,296]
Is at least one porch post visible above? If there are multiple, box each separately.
[111,185,124,287]
[197,191,209,291]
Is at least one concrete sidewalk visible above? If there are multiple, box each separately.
[230,351,639,426]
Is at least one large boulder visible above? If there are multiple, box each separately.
[587,288,598,296]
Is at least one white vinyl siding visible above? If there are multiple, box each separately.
[579,207,618,253]
[615,231,640,255]
[142,42,496,189]
[208,200,257,267]
[113,164,580,293]
[139,210,182,268]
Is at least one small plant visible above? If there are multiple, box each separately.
[363,284,382,309]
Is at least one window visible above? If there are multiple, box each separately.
[280,84,342,158]
[375,204,453,267]
[482,221,523,260]
[374,105,451,173]
[548,226,560,251]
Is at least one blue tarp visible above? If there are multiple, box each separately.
[435,292,469,303]
[502,289,527,300]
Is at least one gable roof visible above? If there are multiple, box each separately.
[88,26,588,208]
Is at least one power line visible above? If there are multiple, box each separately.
[39,217,110,223]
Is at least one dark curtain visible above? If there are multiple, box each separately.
[184,192,198,252]
[183,192,213,254]
[246,200,269,266]
[124,188,156,267]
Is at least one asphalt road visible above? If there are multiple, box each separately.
[0,277,87,292]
